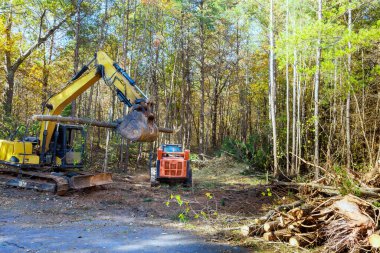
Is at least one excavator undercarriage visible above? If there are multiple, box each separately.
[0,163,113,195]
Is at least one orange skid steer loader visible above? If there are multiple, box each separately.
[150,144,192,187]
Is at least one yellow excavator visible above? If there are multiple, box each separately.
[0,51,158,195]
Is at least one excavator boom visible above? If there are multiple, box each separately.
[40,51,156,154]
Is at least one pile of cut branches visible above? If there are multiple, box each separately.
[241,195,380,252]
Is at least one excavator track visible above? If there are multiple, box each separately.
[0,166,112,195]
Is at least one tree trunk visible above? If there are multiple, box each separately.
[120,0,131,172]
[103,107,113,172]
[314,0,322,179]
[292,48,297,175]
[346,0,352,170]
[185,32,192,148]
[4,72,15,117]
[212,85,219,148]
[71,0,81,117]
[285,0,290,175]
[269,0,278,176]
[199,0,206,159]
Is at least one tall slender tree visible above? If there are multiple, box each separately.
[269,0,278,176]
[314,0,322,179]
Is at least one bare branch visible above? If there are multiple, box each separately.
[38,10,47,40]
[11,12,74,72]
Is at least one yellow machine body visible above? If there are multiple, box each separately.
[0,140,39,164]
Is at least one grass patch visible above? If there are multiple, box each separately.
[193,156,265,188]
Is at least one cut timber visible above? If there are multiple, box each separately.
[264,220,284,232]
[32,114,177,141]
[263,232,275,241]
[263,229,292,241]
[369,234,380,248]
[288,205,313,219]
[287,224,301,233]
[274,181,339,196]
[241,225,254,237]
[240,225,264,237]
[275,200,305,212]
[258,200,305,223]
[289,234,316,247]
[272,229,292,241]
[32,115,118,128]
[253,218,266,225]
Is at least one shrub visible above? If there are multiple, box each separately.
[221,134,271,173]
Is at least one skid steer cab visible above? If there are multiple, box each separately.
[150,144,192,187]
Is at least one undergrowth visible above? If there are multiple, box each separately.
[220,135,271,174]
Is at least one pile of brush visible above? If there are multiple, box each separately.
[241,195,380,252]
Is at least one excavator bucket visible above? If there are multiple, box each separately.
[117,103,158,142]
[69,172,113,190]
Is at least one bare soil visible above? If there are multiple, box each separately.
[0,157,298,252]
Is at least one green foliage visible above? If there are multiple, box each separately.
[0,117,40,140]
[221,135,271,173]
[61,104,72,117]
[190,153,199,161]
[333,165,361,196]
[165,192,218,223]
[261,188,273,197]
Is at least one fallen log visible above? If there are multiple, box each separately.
[32,115,176,134]
[287,224,301,233]
[263,232,275,241]
[289,233,316,247]
[32,115,118,128]
[241,225,255,237]
[264,220,284,232]
[274,181,380,198]
[257,200,305,223]
[240,225,264,237]
[275,200,305,212]
[263,229,292,241]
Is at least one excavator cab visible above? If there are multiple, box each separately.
[48,124,85,168]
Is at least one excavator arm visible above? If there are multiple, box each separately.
[39,51,154,153]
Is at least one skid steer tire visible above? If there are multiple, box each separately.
[150,167,159,187]
[183,161,192,188]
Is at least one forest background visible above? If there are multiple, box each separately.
[1,0,380,180]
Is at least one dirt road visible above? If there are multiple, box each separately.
[0,206,245,253]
